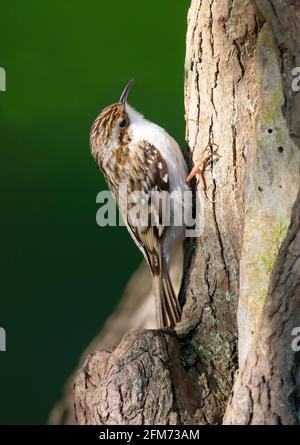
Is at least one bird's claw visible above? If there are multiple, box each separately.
[186,143,220,182]
[186,143,220,201]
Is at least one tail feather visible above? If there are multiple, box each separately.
[152,257,181,328]
[152,275,164,328]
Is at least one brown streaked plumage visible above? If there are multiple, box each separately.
[90,80,189,328]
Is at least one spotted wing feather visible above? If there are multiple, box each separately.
[125,141,181,327]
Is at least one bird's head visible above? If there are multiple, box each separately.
[90,79,140,161]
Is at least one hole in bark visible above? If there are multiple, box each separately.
[258,186,263,192]
[268,128,273,134]
[278,146,284,153]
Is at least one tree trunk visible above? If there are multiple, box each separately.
[224,0,300,424]
[51,0,300,425]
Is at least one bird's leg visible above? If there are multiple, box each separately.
[186,143,220,201]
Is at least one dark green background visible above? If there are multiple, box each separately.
[0,0,189,424]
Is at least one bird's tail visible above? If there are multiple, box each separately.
[152,257,181,328]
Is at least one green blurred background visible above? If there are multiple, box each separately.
[0,0,189,424]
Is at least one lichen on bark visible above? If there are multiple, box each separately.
[238,23,300,367]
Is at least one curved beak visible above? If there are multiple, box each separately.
[119,79,134,105]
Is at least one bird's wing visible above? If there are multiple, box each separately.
[120,140,181,327]
[123,141,170,274]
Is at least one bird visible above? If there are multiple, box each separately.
[90,80,197,328]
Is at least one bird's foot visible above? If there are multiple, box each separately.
[186,143,220,201]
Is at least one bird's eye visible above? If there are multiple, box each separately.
[119,119,128,128]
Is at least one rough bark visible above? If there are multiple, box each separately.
[49,258,181,424]
[52,0,300,425]
[224,0,300,424]
[49,262,153,424]
[224,190,300,424]
[255,0,300,145]
[74,329,208,425]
